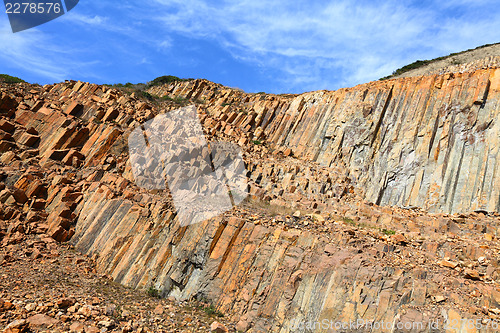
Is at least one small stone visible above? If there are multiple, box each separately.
[4,319,28,333]
[121,325,133,333]
[25,303,37,312]
[67,304,78,313]
[312,214,325,223]
[153,304,164,315]
[83,326,99,333]
[236,320,250,332]
[210,321,228,333]
[391,234,407,244]
[438,260,458,269]
[489,308,500,315]
[104,303,116,316]
[77,305,92,317]
[434,295,446,303]
[98,319,114,329]
[57,297,75,308]
[69,321,85,332]
[464,269,481,280]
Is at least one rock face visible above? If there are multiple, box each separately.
[0,62,500,332]
[149,68,500,214]
[71,190,500,332]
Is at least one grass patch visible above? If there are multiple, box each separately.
[160,95,189,105]
[252,140,262,145]
[202,304,224,317]
[160,95,174,101]
[140,91,155,101]
[381,229,396,235]
[343,217,356,226]
[147,286,161,298]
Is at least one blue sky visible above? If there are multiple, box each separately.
[0,0,499,94]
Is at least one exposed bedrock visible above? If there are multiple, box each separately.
[149,68,500,214]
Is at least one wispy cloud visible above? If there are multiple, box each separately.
[0,20,105,83]
[148,0,499,92]
[65,13,108,26]
[0,22,67,81]
[0,0,498,93]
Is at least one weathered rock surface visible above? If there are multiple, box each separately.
[0,59,499,332]
[149,67,500,214]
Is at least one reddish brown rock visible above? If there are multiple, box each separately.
[0,119,16,133]
[464,269,481,280]
[64,101,84,116]
[27,314,59,327]
[57,297,76,308]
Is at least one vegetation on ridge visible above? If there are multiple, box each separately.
[148,75,191,87]
[380,42,500,80]
[0,74,26,84]
[104,75,192,89]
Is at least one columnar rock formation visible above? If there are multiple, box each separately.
[0,62,499,332]
[149,68,500,214]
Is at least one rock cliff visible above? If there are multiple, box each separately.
[148,68,500,214]
[0,62,499,332]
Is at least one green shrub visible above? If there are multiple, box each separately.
[0,74,26,84]
[148,75,189,87]
[140,91,154,100]
[381,229,396,235]
[343,217,355,225]
[380,42,500,80]
[203,304,224,317]
[174,96,188,105]
[159,95,189,105]
[147,286,161,298]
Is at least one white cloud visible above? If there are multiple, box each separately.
[157,39,172,51]
[0,22,67,81]
[1,0,498,92]
[66,13,108,26]
[148,0,499,92]
[0,21,106,83]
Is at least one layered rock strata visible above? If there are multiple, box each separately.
[0,62,499,332]
[149,68,500,214]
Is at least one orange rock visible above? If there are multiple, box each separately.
[64,101,83,116]
[210,321,228,333]
[438,260,458,269]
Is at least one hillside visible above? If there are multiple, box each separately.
[382,42,500,79]
[0,55,499,332]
